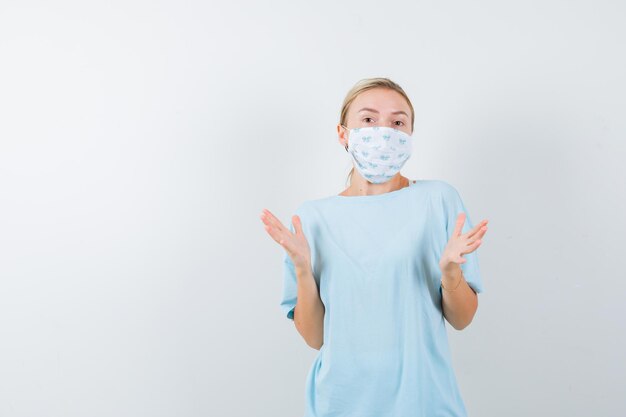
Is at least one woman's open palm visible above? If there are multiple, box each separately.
[260,208,312,270]
[439,212,488,273]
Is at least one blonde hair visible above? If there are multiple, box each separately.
[339,77,415,186]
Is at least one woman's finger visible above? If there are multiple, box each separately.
[272,227,297,256]
[262,209,284,230]
[466,226,488,244]
[293,215,304,236]
[452,212,466,237]
[465,220,488,239]
[262,215,294,247]
[262,209,289,234]
[262,222,286,245]
[462,239,482,254]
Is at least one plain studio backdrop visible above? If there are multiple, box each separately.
[0,0,624,416]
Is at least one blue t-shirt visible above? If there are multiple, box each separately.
[280,179,484,417]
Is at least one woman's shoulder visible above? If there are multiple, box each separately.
[413,178,459,194]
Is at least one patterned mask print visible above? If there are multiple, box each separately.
[342,125,413,184]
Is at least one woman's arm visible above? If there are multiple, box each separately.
[293,263,325,350]
[441,263,478,330]
[438,208,487,330]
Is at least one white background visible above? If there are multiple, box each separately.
[1,1,624,416]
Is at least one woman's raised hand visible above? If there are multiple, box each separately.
[439,212,488,273]
[260,208,312,271]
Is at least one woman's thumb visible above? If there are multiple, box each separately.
[292,215,303,235]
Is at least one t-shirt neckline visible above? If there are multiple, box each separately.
[331,179,418,202]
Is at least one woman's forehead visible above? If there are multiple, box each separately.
[351,89,411,115]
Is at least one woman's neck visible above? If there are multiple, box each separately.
[340,175,410,197]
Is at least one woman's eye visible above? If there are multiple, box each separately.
[363,117,374,123]
[395,121,404,126]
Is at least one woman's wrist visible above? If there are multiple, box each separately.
[295,261,313,277]
[440,263,464,292]
[441,273,463,291]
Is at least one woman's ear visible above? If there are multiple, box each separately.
[337,123,349,149]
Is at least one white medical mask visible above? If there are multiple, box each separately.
[341,125,413,184]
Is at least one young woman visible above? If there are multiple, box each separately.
[260,77,489,417]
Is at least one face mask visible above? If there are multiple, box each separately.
[341,125,413,184]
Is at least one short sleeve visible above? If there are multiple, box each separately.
[279,221,298,320]
[442,184,484,294]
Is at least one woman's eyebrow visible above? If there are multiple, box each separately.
[358,107,408,117]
